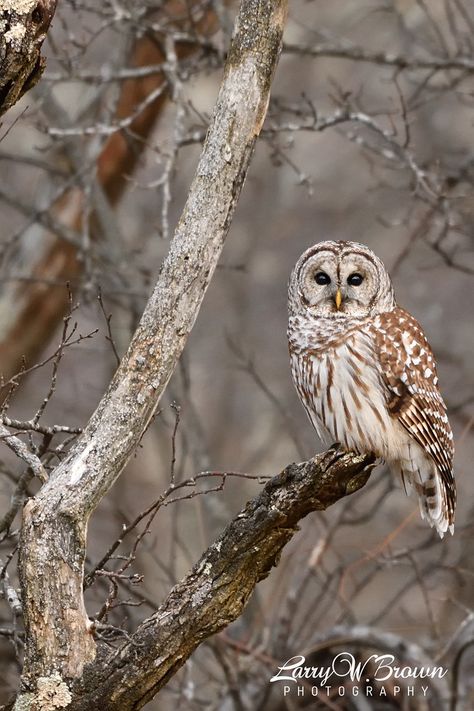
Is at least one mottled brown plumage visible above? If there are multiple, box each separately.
[288,240,455,536]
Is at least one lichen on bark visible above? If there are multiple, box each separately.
[0,0,58,117]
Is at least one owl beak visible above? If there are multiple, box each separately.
[335,289,343,310]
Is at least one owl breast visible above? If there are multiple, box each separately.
[291,328,411,461]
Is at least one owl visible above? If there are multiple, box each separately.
[288,240,455,537]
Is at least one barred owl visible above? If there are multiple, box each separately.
[288,240,455,537]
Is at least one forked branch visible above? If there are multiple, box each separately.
[67,450,376,711]
[15,0,288,707]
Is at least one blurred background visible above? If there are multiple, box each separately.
[0,0,473,708]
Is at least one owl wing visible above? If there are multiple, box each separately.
[373,308,454,500]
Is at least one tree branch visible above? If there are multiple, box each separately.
[71,450,376,711]
[0,1,219,385]
[0,0,58,117]
[284,41,474,71]
[0,424,47,482]
[15,0,288,705]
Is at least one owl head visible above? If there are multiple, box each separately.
[288,241,396,319]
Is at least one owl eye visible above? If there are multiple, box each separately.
[347,272,364,286]
[314,271,331,285]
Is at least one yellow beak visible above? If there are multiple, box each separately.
[335,289,342,310]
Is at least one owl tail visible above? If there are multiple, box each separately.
[396,461,454,538]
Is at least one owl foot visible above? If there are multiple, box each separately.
[345,468,372,494]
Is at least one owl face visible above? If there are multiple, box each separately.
[289,241,396,319]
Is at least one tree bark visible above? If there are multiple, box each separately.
[0,0,58,117]
[15,0,288,707]
[67,450,374,711]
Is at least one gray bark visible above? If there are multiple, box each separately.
[15,0,289,707]
[49,450,376,711]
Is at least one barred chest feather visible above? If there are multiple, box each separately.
[289,319,413,462]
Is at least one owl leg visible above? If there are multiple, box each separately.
[391,461,412,497]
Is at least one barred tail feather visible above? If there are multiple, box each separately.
[395,460,454,538]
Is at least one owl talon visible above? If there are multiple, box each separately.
[346,469,372,495]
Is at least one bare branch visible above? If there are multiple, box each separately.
[70,450,376,711]
[1,416,82,437]
[284,41,474,72]
[0,424,46,482]
[0,6,219,385]
[16,0,288,703]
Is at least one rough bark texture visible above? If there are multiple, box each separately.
[68,450,375,710]
[0,0,57,117]
[15,0,288,707]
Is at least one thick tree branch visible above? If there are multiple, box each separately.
[16,0,288,706]
[0,0,58,117]
[70,450,376,710]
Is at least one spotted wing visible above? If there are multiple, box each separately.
[373,307,455,517]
